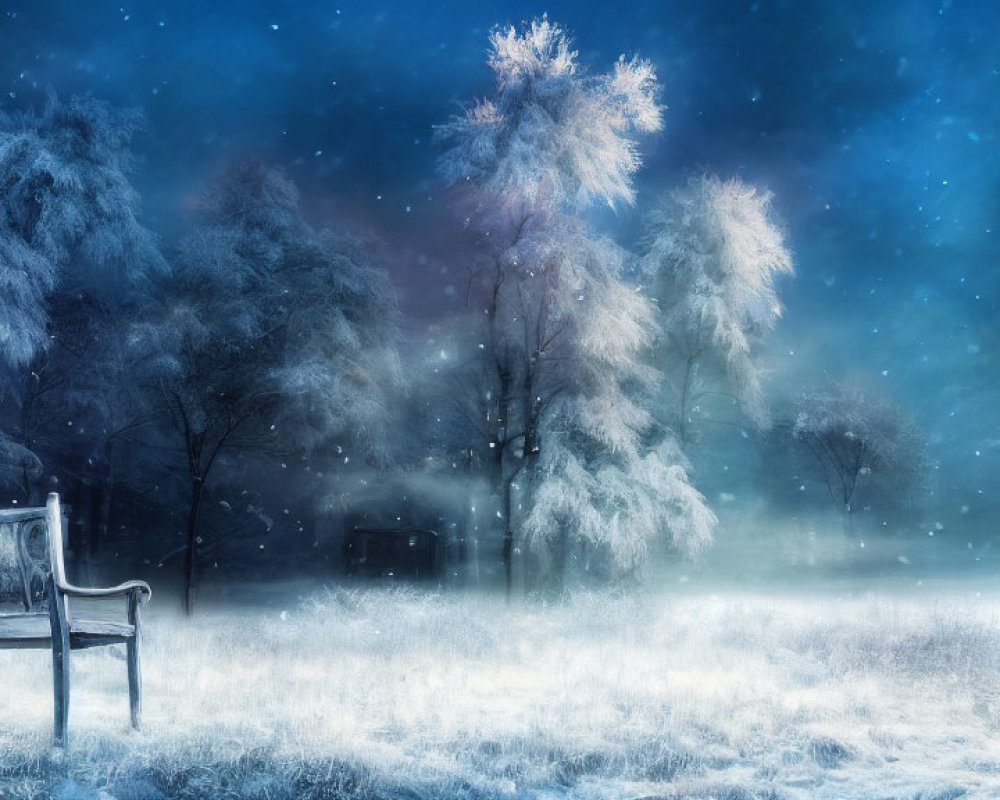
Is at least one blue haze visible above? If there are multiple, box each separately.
[1,0,998,575]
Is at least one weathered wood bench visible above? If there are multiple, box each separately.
[0,493,151,745]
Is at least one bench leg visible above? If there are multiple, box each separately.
[127,592,142,730]
[48,584,71,747]
[52,639,70,746]
[126,637,141,730]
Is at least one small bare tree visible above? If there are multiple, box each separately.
[792,380,929,533]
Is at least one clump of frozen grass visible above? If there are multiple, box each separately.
[2,587,1000,798]
[793,602,1000,682]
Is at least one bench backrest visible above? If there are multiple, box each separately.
[0,494,68,615]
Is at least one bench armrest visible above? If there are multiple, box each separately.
[57,580,152,603]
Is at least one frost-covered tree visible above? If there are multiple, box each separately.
[134,160,400,613]
[522,271,716,583]
[526,428,715,581]
[0,94,163,370]
[437,15,662,211]
[0,94,164,502]
[437,18,712,590]
[269,230,402,456]
[641,174,793,443]
[792,380,929,532]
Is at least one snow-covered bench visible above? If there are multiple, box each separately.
[0,493,151,745]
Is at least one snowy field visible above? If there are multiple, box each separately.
[2,586,1000,799]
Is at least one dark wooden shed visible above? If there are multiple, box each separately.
[343,528,442,581]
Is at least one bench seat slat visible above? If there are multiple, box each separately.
[0,613,135,650]
[0,613,50,649]
[70,618,136,649]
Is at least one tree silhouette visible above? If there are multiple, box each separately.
[792,380,929,533]
[134,161,400,613]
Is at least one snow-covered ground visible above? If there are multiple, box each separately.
[1,586,999,799]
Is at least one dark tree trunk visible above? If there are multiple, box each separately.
[183,476,204,616]
[840,467,859,538]
[96,481,113,556]
[96,439,116,552]
[552,524,570,596]
[678,354,696,444]
[493,362,516,601]
[502,475,514,601]
[842,504,855,538]
[21,465,39,506]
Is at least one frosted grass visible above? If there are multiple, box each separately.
[1,588,999,798]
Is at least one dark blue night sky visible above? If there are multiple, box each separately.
[2,0,998,557]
